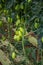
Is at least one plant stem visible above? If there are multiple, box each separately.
[22,33,26,55]
[7,22,12,43]
[41,49,43,65]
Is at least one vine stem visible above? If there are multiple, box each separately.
[21,1,27,56]
[7,22,12,43]
[41,49,43,65]
[22,33,26,55]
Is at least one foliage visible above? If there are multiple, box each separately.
[0,0,43,65]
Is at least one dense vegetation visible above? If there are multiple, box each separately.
[0,0,43,65]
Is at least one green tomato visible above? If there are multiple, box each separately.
[14,35,20,41]
[15,4,19,10]
[4,9,8,14]
[0,21,3,27]
[15,30,22,37]
[27,0,32,3]
[12,52,16,59]
[16,14,19,19]
[4,9,6,13]
[8,17,12,23]
[18,31,22,37]
[34,22,39,29]
[19,27,24,33]
[41,37,43,43]
[16,19,20,26]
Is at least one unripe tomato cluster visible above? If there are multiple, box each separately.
[14,27,25,41]
[16,18,24,26]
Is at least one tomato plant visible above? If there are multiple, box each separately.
[0,0,43,65]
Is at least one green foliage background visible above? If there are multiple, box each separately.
[0,0,43,65]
